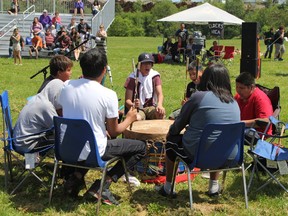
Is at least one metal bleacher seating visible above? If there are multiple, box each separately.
[0,0,115,58]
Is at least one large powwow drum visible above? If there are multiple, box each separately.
[123,120,175,179]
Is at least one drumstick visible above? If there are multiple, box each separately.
[134,61,141,112]
[184,56,189,99]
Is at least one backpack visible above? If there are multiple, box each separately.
[25,37,32,45]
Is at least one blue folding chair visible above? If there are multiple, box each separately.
[49,116,132,214]
[170,122,248,209]
[0,90,54,194]
[247,116,288,193]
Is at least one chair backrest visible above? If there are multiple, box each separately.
[53,116,106,168]
[222,46,235,59]
[193,122,245,170]
[256,84,280,112]
[0,91,14,150]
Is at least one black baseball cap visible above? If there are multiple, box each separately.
[138,53,154,63]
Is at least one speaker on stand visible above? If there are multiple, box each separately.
[240,22,261,78]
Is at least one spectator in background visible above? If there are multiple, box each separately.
[74,0,84,17]
[96,24,107,54]
[10,28,22,65]
[45,29,55,50]
[30,17,46,49]
[8,0,19,15]
[9,34,24,58]
[53,30,71,55]
[175,23,188,49]
[162,37,173,55]
[77,18,91,50]
[92,0,101,17]
[52,11,62,32]
[274,26,285,61]
[39,9,52,31]
[50,25,57,38]
[67,17,78,34]
[29,31,43,59]
[71,30,82,61]
[264,27,274,59]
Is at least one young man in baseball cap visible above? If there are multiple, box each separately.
[124,52,165,120]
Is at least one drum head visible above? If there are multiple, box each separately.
[123,120,174,141]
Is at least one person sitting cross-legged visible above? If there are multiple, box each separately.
[58,48,146,205]
[157,64,241,197]
[124,53,165,120]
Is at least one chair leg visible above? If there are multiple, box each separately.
[221,171,227,192]
[49,160,58,204]
[187,167,193,210]
[121,158,132,195]
[255,161,288,193]
[170,157,180,197]
[241,164,249,209]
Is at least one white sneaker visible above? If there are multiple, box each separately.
[122,174,140,187]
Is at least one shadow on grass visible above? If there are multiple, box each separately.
[227,170,288,202]
[275,72,288,77]
[131,187,225,211]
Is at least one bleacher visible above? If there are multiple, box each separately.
[0,0,115,58]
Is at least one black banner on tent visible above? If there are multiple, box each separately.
[208,22,224,38]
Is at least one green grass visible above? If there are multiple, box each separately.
[1,37,288,215]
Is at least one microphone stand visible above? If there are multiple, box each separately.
[30,37,90,80]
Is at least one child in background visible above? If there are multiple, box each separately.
[92,0,101,16]
[169,61,203,120]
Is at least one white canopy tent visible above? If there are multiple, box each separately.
[157,3,244,25]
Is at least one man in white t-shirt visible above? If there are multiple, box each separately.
[59,48,146,205]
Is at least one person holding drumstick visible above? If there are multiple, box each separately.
[124,53,165,120]
[157,64,241,197]
[59,48,146,205]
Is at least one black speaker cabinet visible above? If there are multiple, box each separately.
[241,22,259,59]
[240,58,261,78]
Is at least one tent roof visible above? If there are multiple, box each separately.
[157,3,244,25]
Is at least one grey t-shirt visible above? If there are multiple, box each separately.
[13,79,63,153]
[169,91,240,159]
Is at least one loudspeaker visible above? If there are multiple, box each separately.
[240,58,261,78]
[241,22,259,59]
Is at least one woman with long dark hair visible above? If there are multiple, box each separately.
[157,64,241,197]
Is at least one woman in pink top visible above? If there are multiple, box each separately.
[52,12,62,32]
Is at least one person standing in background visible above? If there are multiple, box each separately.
[11,28,22,65]
[274,26,285,61]
[264,27,274,59]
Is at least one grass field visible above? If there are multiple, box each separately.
[0,37,288,215]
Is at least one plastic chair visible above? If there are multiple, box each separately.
[170,122,248,209]
[0,90,54,194]
[247,116,288,193]
[221,46,235,64]
[49,116,132,214]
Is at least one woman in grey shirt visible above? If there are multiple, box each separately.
[157,63,240,197]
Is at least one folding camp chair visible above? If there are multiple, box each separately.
[49,116,132,214]
[0,90,54,194]
[221,46,235,65]
[170,122,248,209]
[247,116,288,193]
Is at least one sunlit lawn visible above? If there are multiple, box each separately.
[0,37,288,215]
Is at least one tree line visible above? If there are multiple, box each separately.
[108,0,288,39]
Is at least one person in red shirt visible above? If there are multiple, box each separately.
[234,72,273,134]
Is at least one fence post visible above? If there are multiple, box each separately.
[53,0,56,14]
